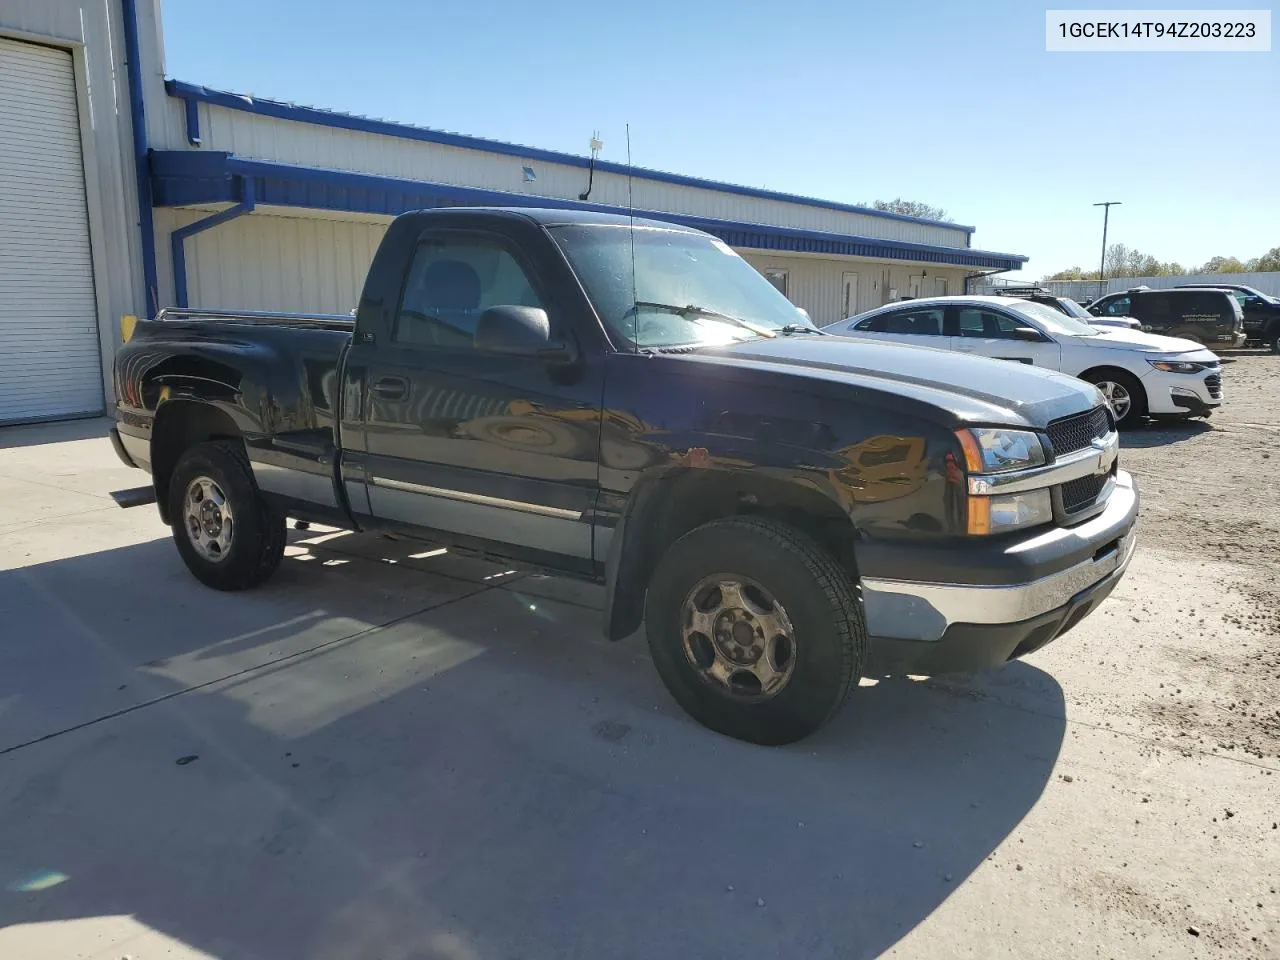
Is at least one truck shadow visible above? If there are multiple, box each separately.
[0,534,1066,960]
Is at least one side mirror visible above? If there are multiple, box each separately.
[1013,326,1042,342]
[474,306,575,363]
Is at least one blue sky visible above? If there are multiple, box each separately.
[159,0,1277,279]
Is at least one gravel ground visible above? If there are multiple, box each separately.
[1119,351,1280,761]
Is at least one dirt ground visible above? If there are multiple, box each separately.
[1118,350,1280,762]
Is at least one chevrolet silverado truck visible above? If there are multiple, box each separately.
[111,207,1139,745]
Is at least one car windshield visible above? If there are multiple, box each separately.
[1056,298,1094,319]
[549,224,813,348]
[1007,299,1098,336]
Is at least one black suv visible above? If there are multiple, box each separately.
[1088,287,1246,347]
[1175,284,1280,352]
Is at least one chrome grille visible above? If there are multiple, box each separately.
[1061,473,1108,514]
[1205,373,1222,399]
[1046,406,1110,456]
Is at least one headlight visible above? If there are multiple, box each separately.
[956,428,1046,474]
[967,489,1054,535]
[1148,359,1210,374]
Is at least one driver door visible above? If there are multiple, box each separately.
[950,307,1062,369]
[343,230,604,573]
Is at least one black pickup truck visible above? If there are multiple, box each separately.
[111,207,1138,744]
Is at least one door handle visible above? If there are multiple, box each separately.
[371,376,409,401]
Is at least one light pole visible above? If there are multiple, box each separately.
[1093,201,1121,299]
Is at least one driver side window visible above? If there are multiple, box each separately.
[958,309,1023,339]
[1102,296,1132,317]
[395,238,543,348]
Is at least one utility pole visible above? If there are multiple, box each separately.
[1093,201,1122,299]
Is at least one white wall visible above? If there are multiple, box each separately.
[148,97,970,250]
[741,253,969,325]
[154,207,389,313]
[0,0,160,404]
[156,208,971,329]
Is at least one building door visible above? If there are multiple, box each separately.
[0,38,103,424]
[934,277,949,297]
[841,272,859,318]
[909,275,923,299]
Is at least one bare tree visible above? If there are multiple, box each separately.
[861,198,953,222]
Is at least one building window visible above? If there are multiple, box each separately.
[762,269,788,297]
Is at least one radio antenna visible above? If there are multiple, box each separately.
[626,123,638,354]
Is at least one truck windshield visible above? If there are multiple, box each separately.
[550,224,812,348]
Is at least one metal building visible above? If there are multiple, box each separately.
[0,0,1027,425]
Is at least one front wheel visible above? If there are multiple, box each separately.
[168,441,287,591]
[1084,369,1147,429]
[644,517,865,745]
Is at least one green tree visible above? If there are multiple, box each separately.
[1198,255,1248,274]
[862,198,952,222]
[1248,247,1280,273]
[1045,266,1092,281]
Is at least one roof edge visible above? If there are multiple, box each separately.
[164,79,977,235]
[148,151,1026,271]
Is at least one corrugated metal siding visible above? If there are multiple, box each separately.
[997,273,1280,302]
[153,100,969,249]
[740,254,969,326]
[0,38,102,422]
[1,0,156,413]
[1097,271,1280,298]
[156,208,976,326]
[155,208,389,313]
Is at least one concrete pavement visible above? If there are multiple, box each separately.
[0,419,1275,959]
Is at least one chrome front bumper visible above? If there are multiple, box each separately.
[861,470,1138,645]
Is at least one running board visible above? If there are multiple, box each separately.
[111,486,157,508]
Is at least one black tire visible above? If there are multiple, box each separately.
[168,440,287,591]
[1270,327,1280,355]
[644,516,865,745]
[1083,368,1147,429]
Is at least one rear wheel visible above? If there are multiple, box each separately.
[168,441,286,591]
[1270,326,1280,354]
[644,516,865,745]
[1084,369,1147,429]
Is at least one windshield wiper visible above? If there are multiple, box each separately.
[779,324,827,335]
[632,301,776,339]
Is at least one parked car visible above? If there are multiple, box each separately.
[998,290,1140,330]
[109,208,1138,746]
[826,295,1222,427]
[1087,287,1246,348]
[1174,284,1280,352]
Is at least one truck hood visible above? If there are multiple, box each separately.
[698,334,1102,429]
[1071,328,1216,356]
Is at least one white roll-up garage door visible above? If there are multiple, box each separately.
[0,37,103,424]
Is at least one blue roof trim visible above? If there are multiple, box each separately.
[164,79,977,235]
[148,151,1027,271]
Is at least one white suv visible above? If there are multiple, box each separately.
[826,296,1222,427]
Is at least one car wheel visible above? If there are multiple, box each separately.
[644,516,865,745]
[168,440,287,591]
[1084,369,1147,429]
[1270,329,1280,355]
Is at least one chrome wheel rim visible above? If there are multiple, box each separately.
[184,476,234,563]
[1097,381,1132,420]
[680,576,796,700]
